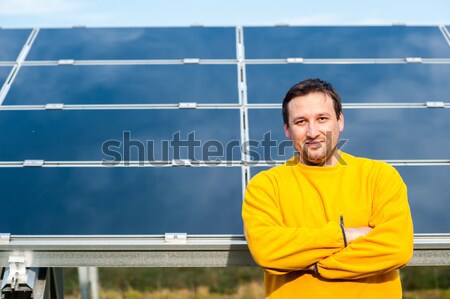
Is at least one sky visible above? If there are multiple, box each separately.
[0,0,449,28]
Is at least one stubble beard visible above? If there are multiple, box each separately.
[299,132,338,166]
[300,144,328,166]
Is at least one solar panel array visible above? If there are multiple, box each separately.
[0,26,449,235]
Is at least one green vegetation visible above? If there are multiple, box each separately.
[98,267,263,295]
[63,266,450,298]
[402,267,450,290]
[64,267,264,298]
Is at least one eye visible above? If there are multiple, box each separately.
[295,119,306,125]
[318,117,328,122]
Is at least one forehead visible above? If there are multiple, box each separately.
[287,92,335,116]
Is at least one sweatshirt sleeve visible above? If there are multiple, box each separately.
[242,171,345,275]
[316,164,414,280]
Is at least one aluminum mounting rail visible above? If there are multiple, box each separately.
[0,103,449,110]
[246,103,450,109]
[0,160,449,168]
[0,234,449,267]
[21,59,238,66]
[244,160,450,167]
[244,58,450,64]
[0,103,241,110]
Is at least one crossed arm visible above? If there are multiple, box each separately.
[304,227,373,271]
[242,169,414,280]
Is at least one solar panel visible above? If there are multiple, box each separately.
[0,26,448,236]
[0,167,243,234]
[247,109,294,161]
[244,26,450,59]
[0,67,12,87]
[0,29,31,61]
[342,109,450,160]
[399,166,450,233]
[0,109,241,161]
[4,65,239,105]
[246,64,450,103]
[26,27,237,60]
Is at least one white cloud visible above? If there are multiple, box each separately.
[0,0,83,15]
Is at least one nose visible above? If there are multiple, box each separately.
[306,123,320,139]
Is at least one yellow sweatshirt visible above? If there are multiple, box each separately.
[242,152,414,299]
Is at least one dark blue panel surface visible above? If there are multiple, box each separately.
[4,64,238,105]
[0,29,31,61]
[26,27,236,60]
[0,67,12,88]
[0,167,243,234]
[244,26,450,59]
[248,108,450,160]
[249,165,450,233]
[246,64,450,103]
[0,109,241,161]
[247,109,296,162]
[398,166,450,233]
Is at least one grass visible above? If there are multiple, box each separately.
[65,281,265,299]
[63,266,450,299]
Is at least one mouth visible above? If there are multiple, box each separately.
[304,140,324,148]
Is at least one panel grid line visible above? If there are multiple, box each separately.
[236,26,252,192]
[0,28,39,105]
[16,58,450,67]
[0,160,449,168]
[439,25,450,47]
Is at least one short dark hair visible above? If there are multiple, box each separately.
[282,78,342,126]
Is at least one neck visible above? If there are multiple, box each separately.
[298,148,341,167]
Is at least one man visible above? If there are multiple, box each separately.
[242,78,413,298]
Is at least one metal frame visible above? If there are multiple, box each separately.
[439,25,450,47]
[1,266,64,299]
[0,160,449,168]
[245,103,450,109]
[0,235,449,267]
[236,25,251,195]
[1,102,449,110]
[14,58,450,66]
[244,58,450,64]
[0,104,242,110]
[21,59,238,66]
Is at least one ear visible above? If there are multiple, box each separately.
[284,123,291,139]
[338,113,344,132]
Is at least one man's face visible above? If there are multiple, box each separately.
[284,92,344,166]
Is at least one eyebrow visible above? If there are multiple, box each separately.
[291,112,332,120]
[317,113,332,117]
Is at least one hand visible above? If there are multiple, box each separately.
[305,264,315,272]
[344,227,373,244]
